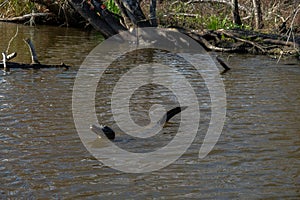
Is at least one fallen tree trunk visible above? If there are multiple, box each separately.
[1,62,69,70]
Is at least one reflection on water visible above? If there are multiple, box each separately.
[0,23,300,198]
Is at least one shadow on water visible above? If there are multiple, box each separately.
[0,22,300,198]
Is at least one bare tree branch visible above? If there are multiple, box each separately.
[24,39,40,64]
[184,0,250,14]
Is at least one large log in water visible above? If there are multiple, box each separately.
[1,62,70,70]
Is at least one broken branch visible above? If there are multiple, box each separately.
[216,55,231,71]
[24,38,40,64]
[0,13,54,23]
[2,52,8,72]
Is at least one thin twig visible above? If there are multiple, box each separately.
[277,4,300,63]
[24,10,36,26]
[168,12,200,17]
[0,0,9,8]
[287,4,300,49]
[5,26,18,54]
[184,0,250,13]
[29,10,36,26]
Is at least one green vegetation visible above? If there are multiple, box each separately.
[205,15,251,30]
[0,0,35,18]
[0,0,298,36]
[160,1,246,30]
[158,0,299,33]
[206,15,229,30]
[104,0,121,16]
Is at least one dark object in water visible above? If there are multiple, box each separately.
[90,124,115,140]
[158,106,187,125]
[0,62,70,70]
[91,106,188,140]
[216,55,231,73]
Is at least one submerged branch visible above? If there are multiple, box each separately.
[1,62,69,70]
[216,55,231,71]
[24,38,40,64]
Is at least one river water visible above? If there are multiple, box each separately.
[0,22,299,199]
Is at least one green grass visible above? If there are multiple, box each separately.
[206,15,229,30]
[205,15,251,30]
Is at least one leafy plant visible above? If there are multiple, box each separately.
[104,0,120,15]
[205,15,251,30]
[206,15,230,30]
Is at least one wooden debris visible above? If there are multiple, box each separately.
[216,55,231,71]
[24,38,40,64]
[1,62,69,70]
[0,13,54,23]
[177,28,300,56]
[1,36,70,72]
[2,52,8,72]
[6,52,17,60]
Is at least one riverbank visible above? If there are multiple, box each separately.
[0,0,299,58]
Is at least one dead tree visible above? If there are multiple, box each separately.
[149,0,157,27]
[232,0,242,26]
[68,0,155,38]
[252,0,263,29]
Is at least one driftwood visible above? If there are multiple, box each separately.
[184,31,239,52]
[1,37,70,72]
[218,29,266,53]
[0,12,54,23]
[216,55,231,71]
[24,38,40,64]
[2,62,69,69]
[176,27,300,57]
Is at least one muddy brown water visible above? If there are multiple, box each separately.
[0,22,299,199]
